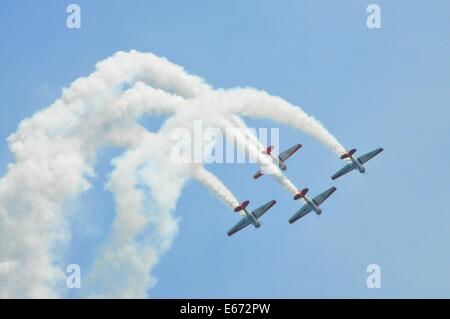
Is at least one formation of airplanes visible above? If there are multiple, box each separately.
[227,144,383,236]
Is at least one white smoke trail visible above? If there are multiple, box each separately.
[87,114,248,297]
[0,50,346,298]
[87,131,189,298]
[84,90,245,298]
[219,119,298,196]
[228,115,266,152]
[212,88,347,156]
[0,51,210,298]
[191,165,240,210]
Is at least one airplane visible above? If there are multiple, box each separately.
[331,148,384,180]
[253,143,302,179]
[227,200,277,236]
[289,187,337,224]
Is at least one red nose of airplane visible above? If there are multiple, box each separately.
[293,188,309,200]
[340,149,357,159]
[264,146,274,155]
[234,200,250,212]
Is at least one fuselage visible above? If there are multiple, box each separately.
[266,152,287,171]
[243,209,261,228]
[304,196,322,215]
[350,156,365,173]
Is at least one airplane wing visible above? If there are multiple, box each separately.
[312,187,337,206]
[279,144,302,162]
[288,204,313,224]
[358,148,383,164]
[227,217,251,236]
[331,163,356,180]
[252,200,277,219]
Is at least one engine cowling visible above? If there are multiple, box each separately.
[340,149,357,159]
[293,188,309,200]
[234,200,250,212]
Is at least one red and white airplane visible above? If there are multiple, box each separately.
[253,143,302,179]
[227,200,277,236]
[289,187,337,224]
[331,148,383,180]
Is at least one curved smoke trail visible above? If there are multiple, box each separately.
[0,50,345,298]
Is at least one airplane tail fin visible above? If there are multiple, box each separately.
[293,188,309,200]
[340,148,356,160]
[234,200,250,212]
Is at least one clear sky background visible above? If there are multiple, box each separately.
[0,0,449,298]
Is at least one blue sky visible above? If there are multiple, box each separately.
[1,0,450,298]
